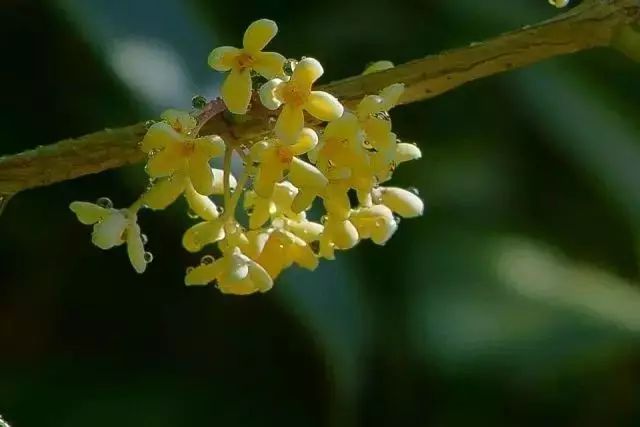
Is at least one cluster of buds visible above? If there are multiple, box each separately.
[70,19,423,295]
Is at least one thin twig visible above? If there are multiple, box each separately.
[0,0,637,196]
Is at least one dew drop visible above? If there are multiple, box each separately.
[187,210,199,219]
[217,206,225,215]
[96,197,113,209]
[141,234,149,245]
[284,59,298,75]
[143,252,154,263]
[191,95,208,109]
[408,186,420,195]
[393,215,402,224]
[186,267,195,274]
[201,255,215,265]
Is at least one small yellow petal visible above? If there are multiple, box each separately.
[318,235,335,260]
[395,142,422,163]
[255,156,284,198]
[218,277,257,295]
[91,211,128,250]
[291,57,323,88]
[378,83,405,110]
[253,51,286,79]
[304,91,344,122]
[211,168,237,194]
[69,202,110,225]
[221,68,252,115]
[220,255,250,283]
[285,219,323,242]
[182,220,225,253]
[289,157,328,189]
[275,104,304,142]
[126,220,147,274]
[208,46,241,71]
[323,184,351,220]
[146,144,184,178]
[326,218,359,250]
[249,196,272,229]
[291,190,317,214]
[143,175,186,210]
[357,95,384,117]
[188,154,215,195]
[243,19,278,53]
[185,261,223,286]
[185,181,219,220]
[194,135,226,159]
[289,243,318,271]
[243,230,271,259]
[248,260,274,292]
[259,79,284,110]
[362,60,394,75]
[377,187,424,218]
[141,123,181,153]
[289,128,318,155]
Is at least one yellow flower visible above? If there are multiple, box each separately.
[251,128,318,197]
[243,224,318,279]
[185,247,273,295]
[142,169,234,217]
[208,19,286,114]
[141,111,226,195]
[244,181,306,229]
[260,57,344,141]
[350,204,398,245]
[69,201,148,273]
[311,112,368,175]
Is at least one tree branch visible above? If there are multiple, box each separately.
[0,0,638,196]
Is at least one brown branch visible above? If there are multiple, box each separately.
[0,0,638,195]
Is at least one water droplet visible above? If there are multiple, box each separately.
[187,210,199,219]
[186,267,194,274]
[393,215,402,224]
[143,252,154,263]
[408,186,420,195]
[191,95,208,109]
[141,234,149,245]
[284,59,298,75]
[201,255,215,265]
[96,197,113,209]
[217,206,225,215]
[320,215,327,225]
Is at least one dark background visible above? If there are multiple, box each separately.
[3,0,640,425]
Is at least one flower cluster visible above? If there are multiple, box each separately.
[70,19,423,295]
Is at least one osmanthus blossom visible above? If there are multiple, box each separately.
[260,57,343,142]
[70,201,148,273]
[69,18,426,295]
[208,19,286,114]
[141,110,226,196]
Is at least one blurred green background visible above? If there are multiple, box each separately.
[3,0,640,425]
